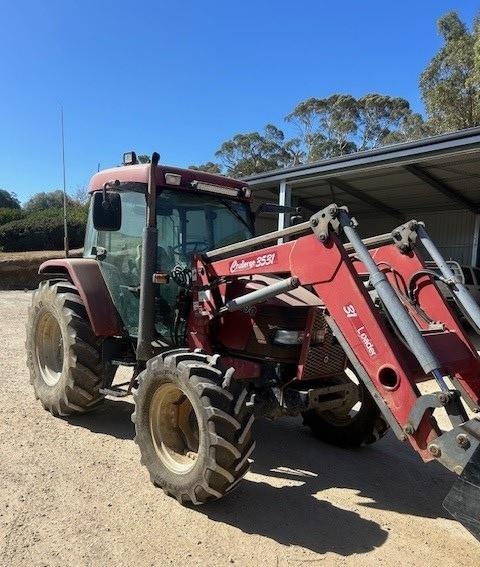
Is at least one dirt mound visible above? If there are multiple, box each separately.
[0,249,83,289]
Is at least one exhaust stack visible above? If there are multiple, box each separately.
[136,151,160,361]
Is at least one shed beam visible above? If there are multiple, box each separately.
[326,178,404,220]
[404,164,479,213]
[262,186,313,212]
[260,183,394,217]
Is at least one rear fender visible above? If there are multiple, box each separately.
[39,258,123,337]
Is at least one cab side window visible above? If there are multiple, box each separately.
[96,191,146,336]
[83,200,97,258]
[97,192,145,256]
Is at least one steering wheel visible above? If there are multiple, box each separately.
[172,241,208,255]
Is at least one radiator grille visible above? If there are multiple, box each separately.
[302,309,347,379]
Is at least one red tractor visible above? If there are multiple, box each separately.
[27,152,480,539]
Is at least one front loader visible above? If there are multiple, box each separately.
[26,152,480,540]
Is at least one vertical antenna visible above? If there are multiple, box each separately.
[61,106,69,258]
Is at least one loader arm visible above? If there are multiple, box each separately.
[190,204,480,539]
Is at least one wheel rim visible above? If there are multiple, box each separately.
[317,373,362,427]
[149,383,200,474]
[35,309,64,386]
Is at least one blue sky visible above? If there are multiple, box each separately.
[1,1,478,202]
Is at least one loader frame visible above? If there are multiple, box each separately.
[190,204,480,468]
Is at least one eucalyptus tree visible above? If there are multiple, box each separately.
[420,11,480,131]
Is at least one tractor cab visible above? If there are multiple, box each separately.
[84,155,254,341]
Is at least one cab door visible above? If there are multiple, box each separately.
[94,191,146,336]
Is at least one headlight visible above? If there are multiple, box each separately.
[272,330,305,345]
[165,172,182,185]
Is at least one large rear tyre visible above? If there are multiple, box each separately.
[133,349,255,504]
[26,280,115,416]
[302,373,389,447]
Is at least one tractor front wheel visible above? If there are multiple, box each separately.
[133,349,255,504]
[302,373,389,447]
[26,280,115,416]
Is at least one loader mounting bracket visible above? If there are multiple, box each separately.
[309,204,351,243]
[391,220,423,254]
[405,390,467,434]
[246,382,357,419]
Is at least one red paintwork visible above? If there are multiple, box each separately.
[220,357,262,380]
[39,259,123,337]
[88,163,249,200]
[190,233,480,462]
[215,276,320,353]
[353,246,480,402]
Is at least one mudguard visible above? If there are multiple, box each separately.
[39,258,123,337]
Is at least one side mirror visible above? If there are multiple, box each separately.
[92,191,122,231]
[257,203,302,215]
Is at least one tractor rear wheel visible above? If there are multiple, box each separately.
[302,372,389,447]
[133,349,255,504]
[26,280,115,416]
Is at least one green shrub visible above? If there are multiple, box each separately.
[24,190,76,213]
[0,208,24,226]
[0,206,88,252]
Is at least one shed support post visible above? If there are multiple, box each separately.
[277,180,291,244]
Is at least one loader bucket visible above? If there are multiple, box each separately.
[443,445,480,541]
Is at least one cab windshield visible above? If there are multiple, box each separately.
[156,189,254,267]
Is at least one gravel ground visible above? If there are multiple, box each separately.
[1,290,480,566]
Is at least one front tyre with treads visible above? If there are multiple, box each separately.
[132,349,255,504]
[302,378,389,447]
[26,280,115,416]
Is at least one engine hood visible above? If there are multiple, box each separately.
[225,274,323,307]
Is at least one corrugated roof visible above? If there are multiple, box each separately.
[244,127,480,218]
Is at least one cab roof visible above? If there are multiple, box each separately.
[89,164,248,195]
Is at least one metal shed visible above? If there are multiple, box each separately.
[245,127,480,265]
